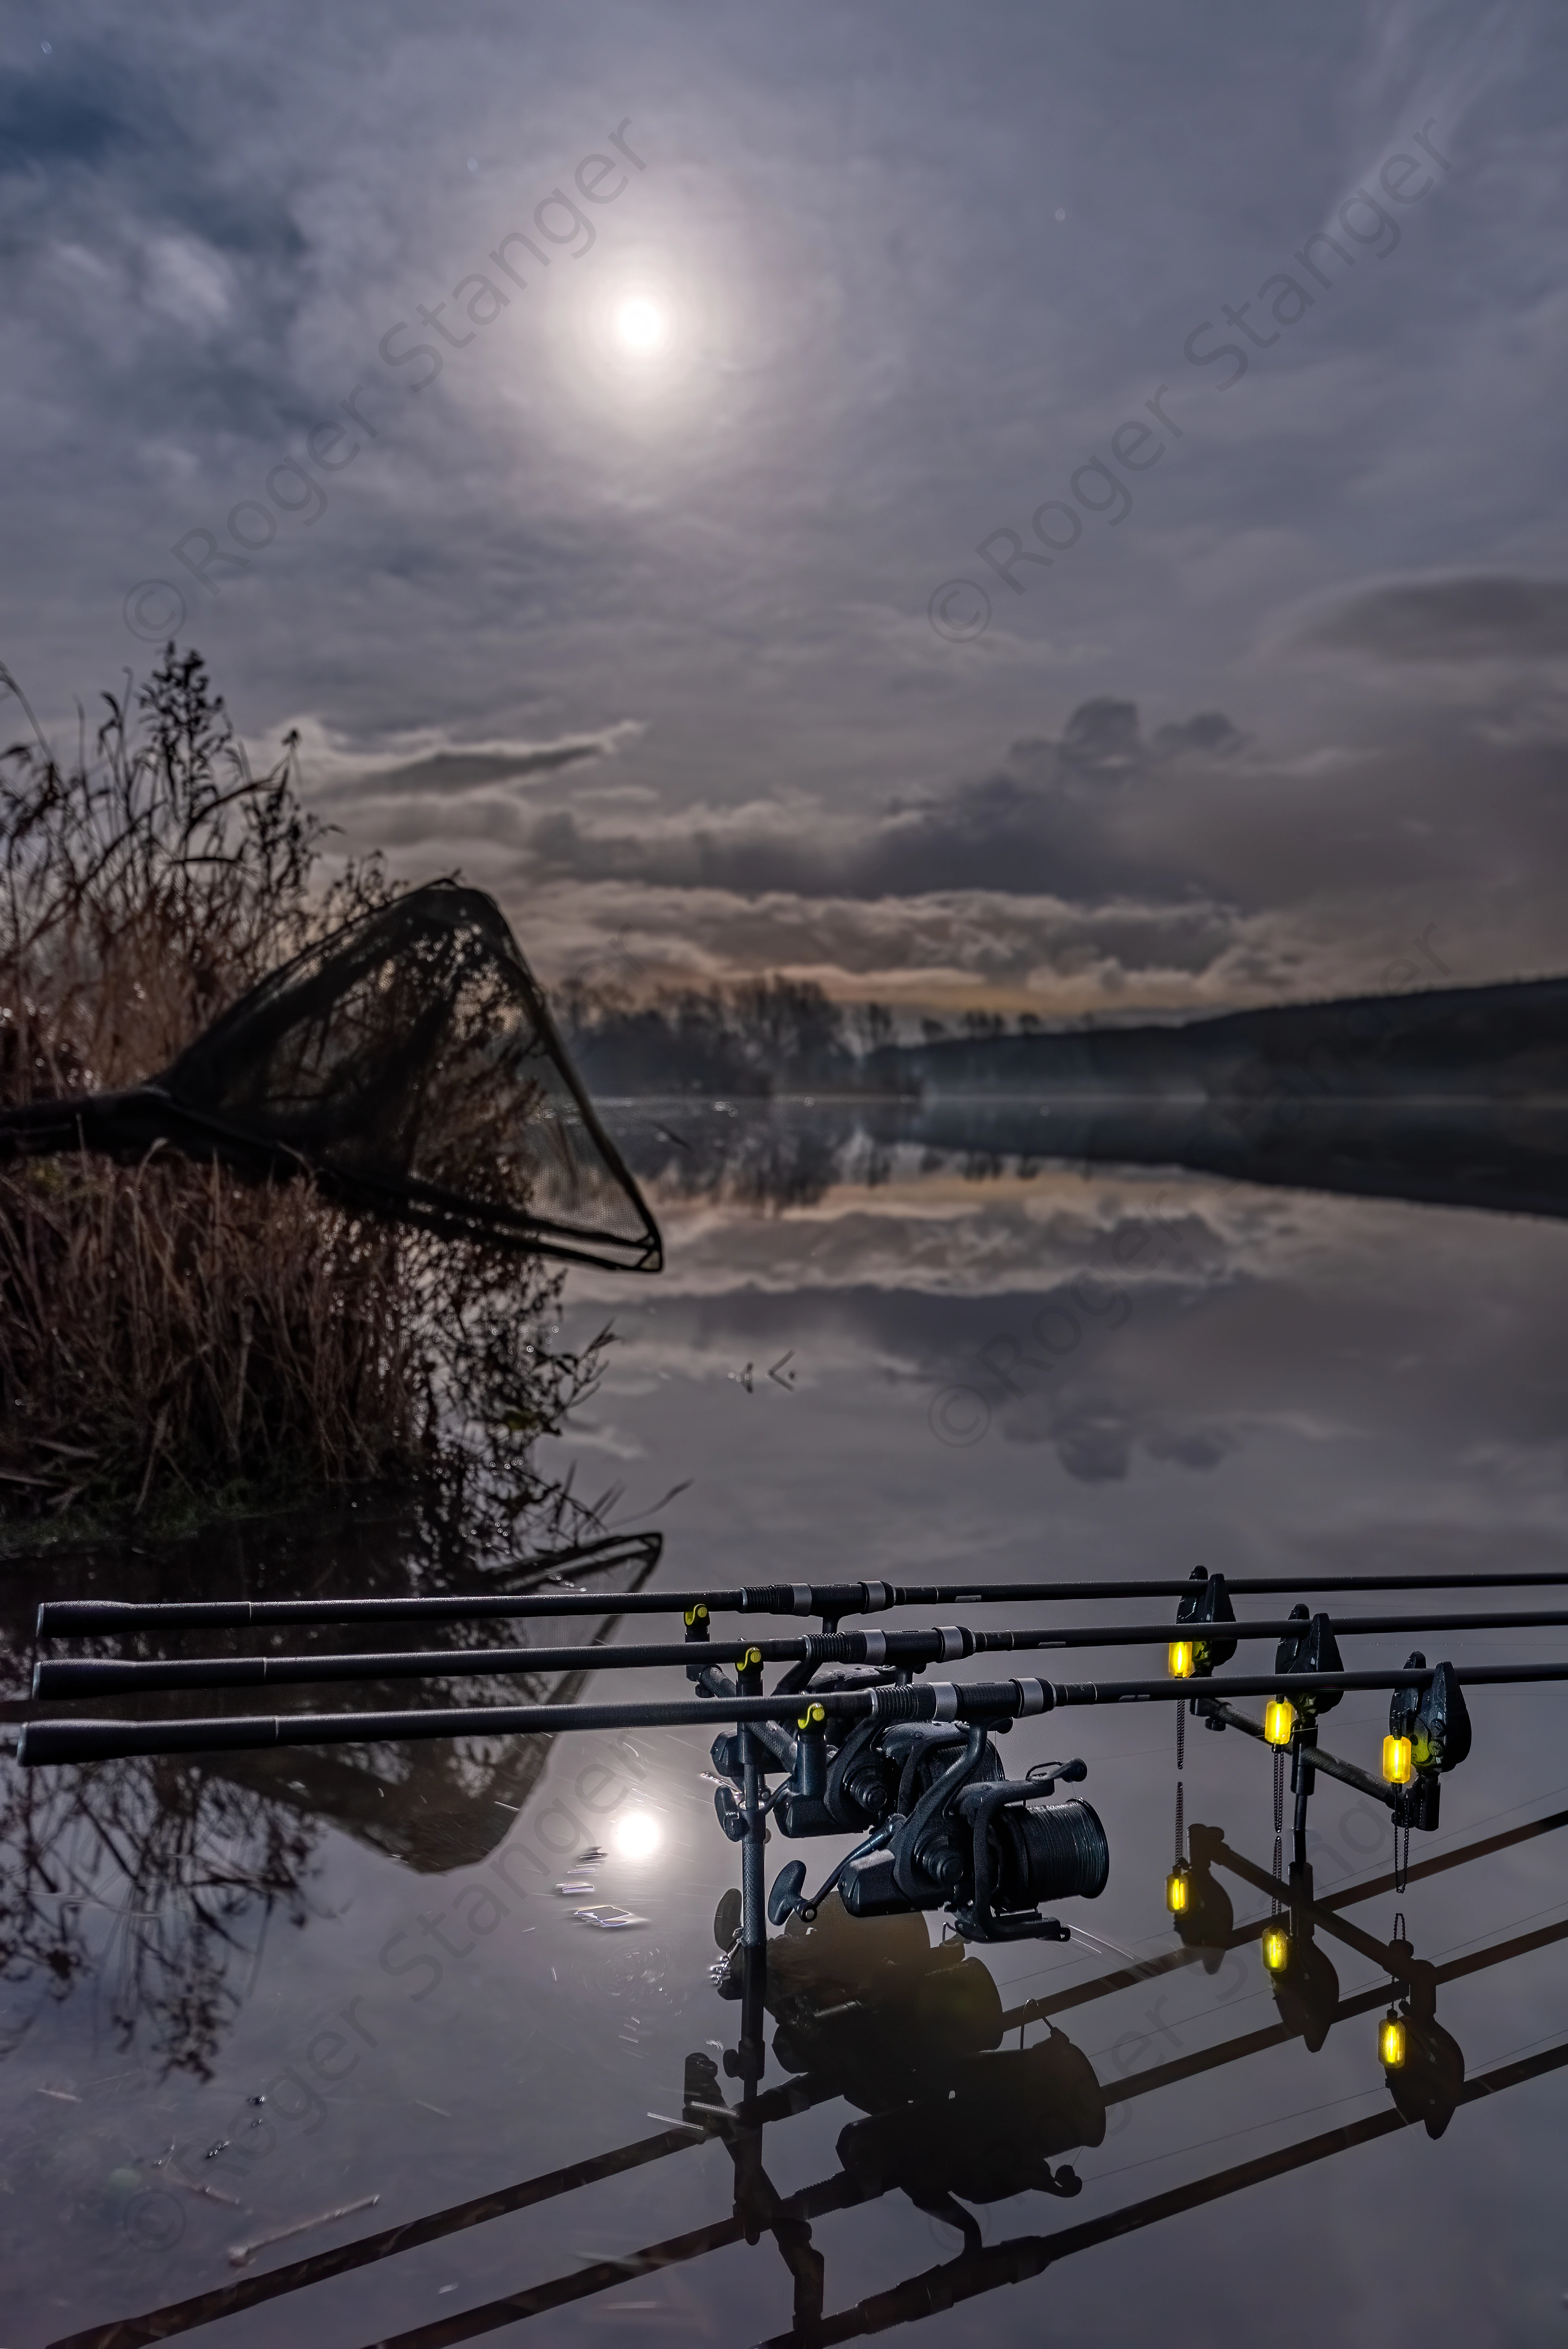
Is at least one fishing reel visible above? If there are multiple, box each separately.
[765,1720,1109,1944]
[707,1665,892,1843]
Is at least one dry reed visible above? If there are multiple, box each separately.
[0,647,604,1538]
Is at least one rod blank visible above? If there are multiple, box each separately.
[33,1608,1568,1701]
[20,1659,1568,1767]
[38,1567,1568,1638]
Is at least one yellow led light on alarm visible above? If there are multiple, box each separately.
[1379,2010,1407,2068]
[1263,1699,1296,1748]
[1382,1734,1414,1786]
[1168,1640,1195,1680]
[1166,1864,1190,1915]
[1262,1925,1290,1975]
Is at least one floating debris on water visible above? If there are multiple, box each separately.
[227,2194,380,2269]
[573,1847,606,1864]
[36,2086,80,2103]
[573,1905,647,1930]
[178,2178,241,2208]
[555,1878,596,1896]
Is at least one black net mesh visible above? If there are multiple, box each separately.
[0,882,661,1273]
[155,882,661,1271]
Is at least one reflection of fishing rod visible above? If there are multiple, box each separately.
[312,2033,1568,2349]
[39,1562,1568,1634]
[43,2074,840,2349]
[34,1605,1568,1699]
[753,2035,1568,2349]
[52,1851,1568,2349]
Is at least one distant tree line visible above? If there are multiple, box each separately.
[557,978,1040,1095]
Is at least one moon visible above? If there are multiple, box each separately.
[614,297,667,354]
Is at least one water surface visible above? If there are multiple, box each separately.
[6,1109,1568,2346]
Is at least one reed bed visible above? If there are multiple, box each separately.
[0,646,603,1539]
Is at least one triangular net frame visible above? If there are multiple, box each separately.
[1,883,661,1273]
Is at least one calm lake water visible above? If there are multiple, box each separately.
[6,1104,1568,2347]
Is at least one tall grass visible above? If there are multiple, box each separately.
[0,648,605,1539]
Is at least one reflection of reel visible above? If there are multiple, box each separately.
[713,1888,743,1950]
[124,2189,186,2251]
[772,1931,1003,2085]
[836,2031,1105,2213]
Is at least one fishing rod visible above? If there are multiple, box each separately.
[18,1658,1565,1943]
[26,1658,1563,1766]
[29,1527,665,1645]
[36,1562,1568,1636]
[32,1604,1568,1699]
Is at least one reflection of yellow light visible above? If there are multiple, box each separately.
[615,297,666,352]
[1166,1864,1190,1915]
[1262,1925,1291,1975]
[1169,1640,1195,1680]
[613,1811,662,1861]
[1382,1734,1413,1786]
[1380,2010,1407,2068]
[1264,1699,1296,1748]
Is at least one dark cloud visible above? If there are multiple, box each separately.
[0,70,131,178]
[2,0,1564,1019]
[498,683,1568,962]
[331,740,612,800]
[1149,712,1246,760]
[1307,576,1568,664]
[516,699,1243,903]
[1057,696,1143,775]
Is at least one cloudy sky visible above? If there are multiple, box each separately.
[4,0,1566,1011]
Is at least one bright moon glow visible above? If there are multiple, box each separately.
[613,1810,663,1860]
[615,297,666,353]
